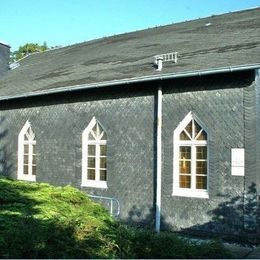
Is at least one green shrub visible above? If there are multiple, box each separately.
[0,177,231,259]
[114,227,231,259]
[0,177,118,258]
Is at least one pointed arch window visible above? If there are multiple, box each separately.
[173,112,209,198]
[18,121,36,181]
[82,117,107,188]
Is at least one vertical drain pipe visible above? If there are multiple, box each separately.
[155,85,162,232]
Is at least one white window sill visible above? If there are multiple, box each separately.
[81,180,108,189]
[172,189,209,199]
[17,175,36,182]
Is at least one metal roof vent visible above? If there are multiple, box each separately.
[154,52,178,71]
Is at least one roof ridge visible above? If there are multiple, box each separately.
[61,6,260,47]
[16,6,260,57]
[1,6,259,97]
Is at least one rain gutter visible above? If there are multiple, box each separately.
[0,63,260,101]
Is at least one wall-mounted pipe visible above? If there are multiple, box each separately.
[155,85,162,232]
[155,56,163,71]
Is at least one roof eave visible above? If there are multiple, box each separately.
[1,63,260,102]
[0,42,11,48]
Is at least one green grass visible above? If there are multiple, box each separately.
[0,177,117,258]
[0,177,231,258]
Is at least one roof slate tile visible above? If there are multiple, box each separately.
[0,7,260,97]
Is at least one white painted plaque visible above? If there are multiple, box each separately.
[231,148,245,176]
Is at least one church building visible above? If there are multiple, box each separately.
[0,7,260,242]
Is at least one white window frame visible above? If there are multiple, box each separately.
[17,121,36,182]
[172,112,209,198]
[82,117,108,188]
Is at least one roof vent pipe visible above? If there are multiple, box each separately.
[156,56,163,71]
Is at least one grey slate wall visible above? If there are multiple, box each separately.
[160,73,256,240]
[255,69,260,240]
[0,71,258,240]
[0,86,156,225]
[243,69,260,241]
[0,43,10,76]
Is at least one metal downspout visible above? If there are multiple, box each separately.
[155,85,162,232]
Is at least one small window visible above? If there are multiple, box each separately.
[82,117,107,188]
[173,112,209,198]
[18,121,36,182]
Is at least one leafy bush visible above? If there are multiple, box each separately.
[0,177,231,258]
[0,177,117,258]
[114,224,231,259]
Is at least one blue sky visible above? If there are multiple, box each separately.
[1,0,259,51]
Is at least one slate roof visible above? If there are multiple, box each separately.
[0,42,10,48]
[0,7,260,98]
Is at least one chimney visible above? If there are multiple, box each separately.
[0,42,10,76]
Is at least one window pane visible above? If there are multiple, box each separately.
[92,124,98,136]
[197,130,207,140]
[23,165,28,175]
[196,176,207,189]
[27,127,35,140]
[88,145,95,156]
[180,130,190,140]
[101,131,107,140]
[179,160,191,174]
[32,145,36,155]
[194,120,202,138]
[32,155,36,165]
[100,145,107,156]
[185,121,192,136]
[100,157,107,169]
[32,165,36,175]
[179,175,191,188]
[88,131,96,140]
[96,123,101,138]
[24,133,29,140]
[196,147,207,159]
[196,161,207,175]
[24,144,29,154]
[24,155,29,164]
[100,170,107,181]
[179,146,191,159]
[87,169,95,180]
[88,157,95,168]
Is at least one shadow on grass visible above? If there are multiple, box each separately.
[0,178,118,258]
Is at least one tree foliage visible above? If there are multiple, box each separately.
[11,42,48,62]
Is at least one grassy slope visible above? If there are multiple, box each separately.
[0,177,117,258]
[0,177,231,259]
